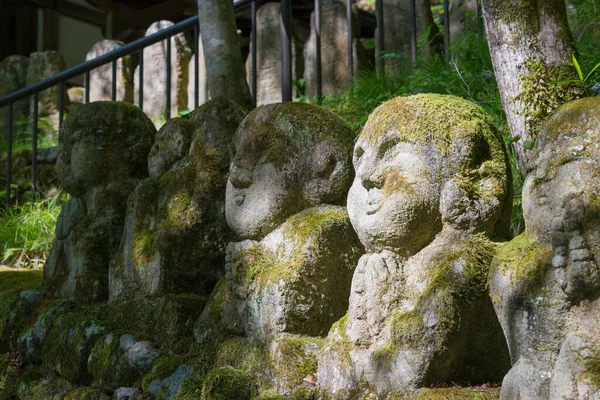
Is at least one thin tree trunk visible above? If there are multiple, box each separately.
[197,0,253,110]
[481,0,583,173]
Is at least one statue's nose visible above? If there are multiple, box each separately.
[362,173,384,191]
[230,164,252,188]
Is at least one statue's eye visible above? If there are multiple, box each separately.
[355,147,364,160]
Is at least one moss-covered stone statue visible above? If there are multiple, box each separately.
[42,102,155,303]
[109,97,247,300]
[197,102,363,393]
[318,94,513,398]
[490,97,600,400]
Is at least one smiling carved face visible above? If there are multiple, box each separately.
[347,135,442,256]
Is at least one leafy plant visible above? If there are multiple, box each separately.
[0,190,68,268]
[547,54,600,95]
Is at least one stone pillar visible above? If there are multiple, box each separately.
[374,0,439,70]
[244,3,304,106]
[85,40,133,103]
[304,0,367,99]
[26,51,68,135]
[187,32,209,111]
[450,0,479,40]
[0,55,29,141]
[134,21,192,125]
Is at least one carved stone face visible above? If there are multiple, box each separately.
[225,102,354,240]
[226,133,302,240]
[347,136,442,256]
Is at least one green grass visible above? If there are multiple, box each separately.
[0,191,68,268]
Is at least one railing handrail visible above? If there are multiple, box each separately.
[0,0,253,109]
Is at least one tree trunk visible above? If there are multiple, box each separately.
[480,0,583,173]
[197,0,253,110]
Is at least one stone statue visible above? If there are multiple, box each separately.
[42,102,156,303]
[319,94,512,397]
[109,97,247,301]
[199,102,363,342]
[490,97,600,399]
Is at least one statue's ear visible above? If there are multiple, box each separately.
[439,163,508,235]
[303,139,353,206]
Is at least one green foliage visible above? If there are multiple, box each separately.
[0,190,68,268]
[0,115,59,154]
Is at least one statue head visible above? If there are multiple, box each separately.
[348,94,511,256]
[57,102,155,198]
[226,102,355,240]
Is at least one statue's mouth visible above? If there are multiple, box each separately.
[234,194,246,206]
[366,201,382,215]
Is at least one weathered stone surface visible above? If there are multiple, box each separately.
[304,0,368,98]
[26,51,68,133]
[88,333,160,391]
[375,0,440,70]
[245,2,304,105]
[319,94,512,397]
[110,98,247,301]
[490,97,600,400]
[449,0,479,39]
[134,21,192,126]
[187,32,209,110]
[0,55,29,141]
[200,102,362,344]
[42,102,156,303]
[85,40,133,103]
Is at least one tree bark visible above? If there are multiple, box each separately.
[197,0,253,110]
[480,0,583,172]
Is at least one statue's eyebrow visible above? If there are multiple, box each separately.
[377,137,402,158]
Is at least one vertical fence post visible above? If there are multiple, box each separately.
[477,0,483,36]
[32,93,39,193]
[376,0,384,74]
[59,81,65,127]
[111,59,117,101]
[281,0,292,102]
[315,0,322,103]
[251,0,257,107]
[346,0,353,82]
[410,0,417,65]
[5,103,13,207]
[194,24,200,109]
[139,49,144,111]
[165,37,172,120]
[444,0,450,68]
[85,71,90,103]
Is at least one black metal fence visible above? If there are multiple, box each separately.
[0,0,481,208]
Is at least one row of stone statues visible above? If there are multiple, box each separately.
[41,93,600,398]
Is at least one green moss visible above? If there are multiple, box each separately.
[273,336,323,390]
[389,386,501,399]
[380,234,498,367]
[201,366,256,400]
[583,344,600,390]
[64,386,111,400]
[326,314,353,368]
[235,102,354,168]
[491,233,551,285]
[361,94,500,156]
[0,267,43,351]
[142,355,186,392]
[515,58,584,143]
[41,309,106,383]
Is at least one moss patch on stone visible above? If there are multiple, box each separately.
[388,386,501,399]
[491,233,551,286]
[234,102,354,168]
[200,366,257,400]
[515,58,584,143]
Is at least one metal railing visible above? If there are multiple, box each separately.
[0,0,478,208]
